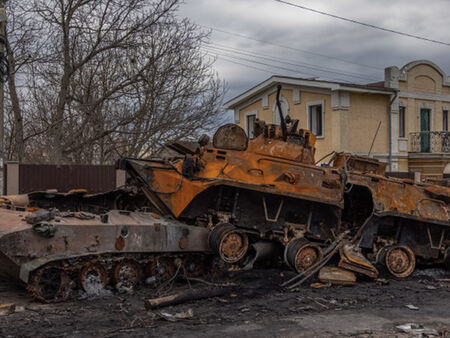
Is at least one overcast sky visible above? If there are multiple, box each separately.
[179,0,450,105]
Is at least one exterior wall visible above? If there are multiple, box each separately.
[385,61,450,178]
[237,87,389,162]
[346,93,389,155]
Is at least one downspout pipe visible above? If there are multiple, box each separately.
[388,90,398,172]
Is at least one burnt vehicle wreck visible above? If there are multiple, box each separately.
[0,85,448,301]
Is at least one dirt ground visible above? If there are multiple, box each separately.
[0,267,449,337]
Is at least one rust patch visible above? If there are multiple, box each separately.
[179,236,188,249]
[115,237,125,251]
[151,213,160,219]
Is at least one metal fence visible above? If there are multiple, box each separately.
[409,131,450,153]
[3,163,125,195]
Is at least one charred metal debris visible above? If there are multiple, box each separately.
[0,85,448,302]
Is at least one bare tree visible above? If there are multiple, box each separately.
[3,0,225,164]
[3,1,44,162]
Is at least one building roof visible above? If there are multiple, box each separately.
[224,75,395,109]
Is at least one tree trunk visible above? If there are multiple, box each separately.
[5,35,24,162]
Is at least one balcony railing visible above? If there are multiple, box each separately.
[409,131,450,153]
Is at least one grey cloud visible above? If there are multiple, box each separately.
[180,0,450,103]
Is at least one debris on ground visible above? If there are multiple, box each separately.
[0,268,449,337]
[310,282,331,289]
[396,323,438,336]
[405,304,420,311]
[375,278,390,286]
[0,304,15,316]
[145,287,230,310]
[318,266,356,285]
[158,309,194,322]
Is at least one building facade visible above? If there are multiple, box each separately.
[224,60,450,178]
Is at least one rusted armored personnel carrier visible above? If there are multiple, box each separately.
[119,88,345,275]
[331,153,450,277]
[0,85,448,301]
[118,85,450,279]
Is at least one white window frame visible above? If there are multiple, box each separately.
[244,110,258,138]
[306,100,325,139]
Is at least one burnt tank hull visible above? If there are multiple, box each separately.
[0,205,211,301]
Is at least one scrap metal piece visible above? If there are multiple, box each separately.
[26,209,55,225]
[0,194,29,207]
[32,222,57,238]
[338,244,378,278]
[0,304,16,316]
[318,266,356,285]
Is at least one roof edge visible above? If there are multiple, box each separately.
[224,76,392,110]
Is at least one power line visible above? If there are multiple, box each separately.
[204,49,365,84]
[202,48,317,77]
[203,43,379,82]
[274,0,450,47]
[208,42,378,80]
[203,46,317,76]
[198,24,383,70]
[204,52,275,75]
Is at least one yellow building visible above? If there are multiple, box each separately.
[224,60,450,178]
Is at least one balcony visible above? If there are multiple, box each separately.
[409,131,450,153]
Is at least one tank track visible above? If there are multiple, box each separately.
[27,252,214,303]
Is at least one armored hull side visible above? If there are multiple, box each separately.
[0,207,211,301]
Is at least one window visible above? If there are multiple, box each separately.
[246,113,257,139]
[399,106,406,138]
[272,96,289,125]
[308,103,324,137]
[444,110,448,131]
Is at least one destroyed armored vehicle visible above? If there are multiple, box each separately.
[119,85,450,279]
[0,191,211,302]
[0,85,448,301]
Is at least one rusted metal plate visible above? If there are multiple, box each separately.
[338,244,378,278]
[318,266,356,285]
